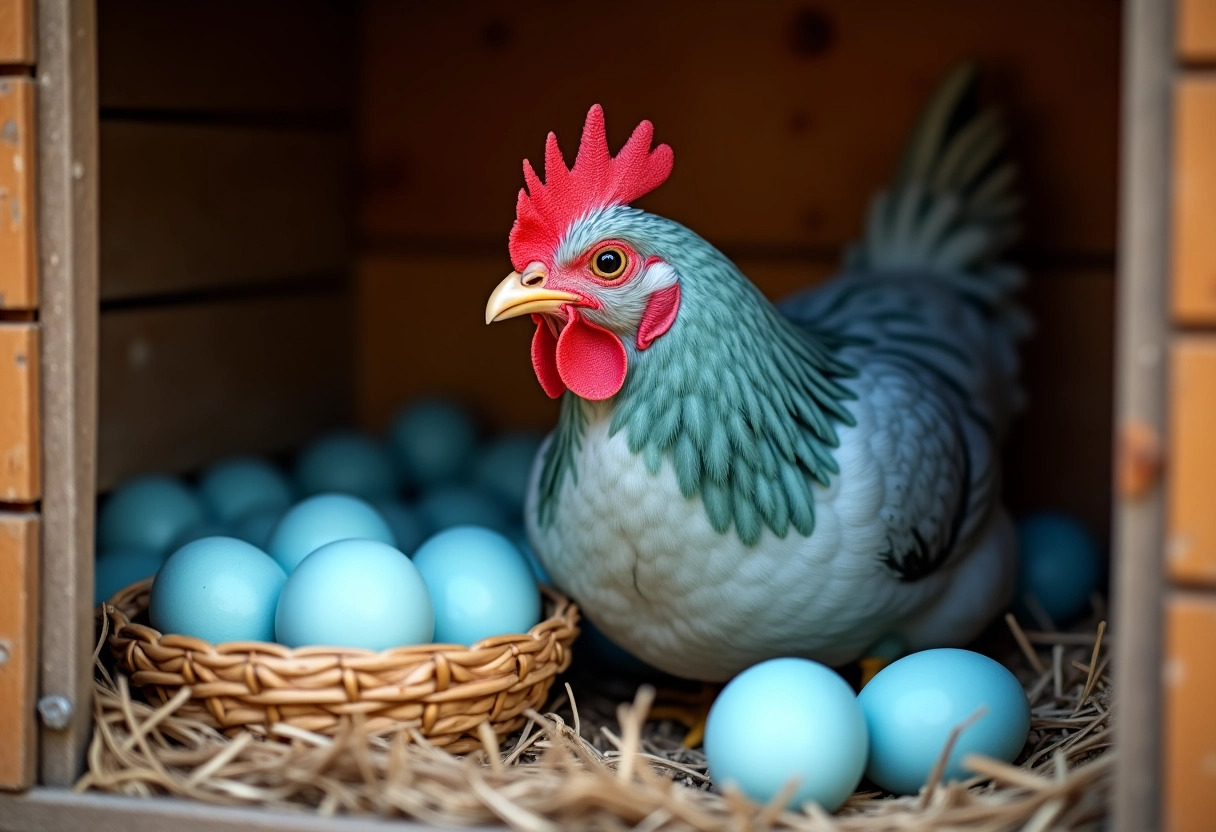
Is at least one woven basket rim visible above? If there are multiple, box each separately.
[105,577,579,658]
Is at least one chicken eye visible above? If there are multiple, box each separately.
[590,246,628,280]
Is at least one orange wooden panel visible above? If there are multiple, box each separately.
[0,325,39,502]
[0,0,34,64]
[360,0,1120,258]
[1169,339,1216,585]
[0,79,37,310]
[1174,81,1216,325]
[1166,594,1216,832]
[0,512,39,789]
[1180,0,1216,62]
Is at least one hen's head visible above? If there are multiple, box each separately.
[485,106,685,402]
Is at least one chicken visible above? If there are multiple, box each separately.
[485,66,1029,682]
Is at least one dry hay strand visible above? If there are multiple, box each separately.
[79,612,1114,831]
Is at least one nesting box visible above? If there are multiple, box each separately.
[0,0,1205,829]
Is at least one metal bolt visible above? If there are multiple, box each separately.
[37,695,73,730]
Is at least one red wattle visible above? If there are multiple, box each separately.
[555,309,628,401]
[530,315,565,398]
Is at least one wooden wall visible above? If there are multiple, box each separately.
[95,0,359,491]
[1164,2,1216,828]
[355,0,1121,539]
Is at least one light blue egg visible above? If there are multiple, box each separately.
[267,493,396,573]
[98,474,206,556]
[705,658,868,811]
[471,432,543,515]
[411,526,541,646]
[295,430,396,501]
[149,537,287,643]
[275,539,433,650]
[417,485,510,534]
[371,498,428,557]
[198,456,294,523]
[1015,512,1101,625]
[388,399,478,488]
[167,522,231,553]
[230,506,285,551]
[95,549,165,605]
[858,648,1030,796]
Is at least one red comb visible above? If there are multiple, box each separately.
[508,105,674,270]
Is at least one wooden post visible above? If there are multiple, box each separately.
[1112,0,1175,830]
[35,0,99,787]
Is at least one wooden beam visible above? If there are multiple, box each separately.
[1179,0,1216,62]
[1164,593,1216,832]
[0,513,39,790]
[1172,79,1216,325]
[1112,1,1175,830]
[0,789,485,832]
[35,0,99,788]
[0,78,38,309]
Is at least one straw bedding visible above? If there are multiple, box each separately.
[78,610,1113,831]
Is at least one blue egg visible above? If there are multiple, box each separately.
[95,549,165,605]
[858,648,1030,796]
[98,474,206,555]
[149,537,287,643]
[198,456,294,523]
[230,506,284,551]
[295,430,396,501]
[267,493,396,573]
[411,526,541,646]
[388,399,478,488]
[706,658,868,811]
[1015,512,1101,625]
[275,539,433,650]
[471,432,543,515]
[417,485,510,534]
[371,498,427,556]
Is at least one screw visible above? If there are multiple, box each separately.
[37,695,73,730]
[0,640,10,665]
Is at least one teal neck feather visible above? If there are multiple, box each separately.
[536,214,859,545]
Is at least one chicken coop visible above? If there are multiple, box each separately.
[0,0,1208,829]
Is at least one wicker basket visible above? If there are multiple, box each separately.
[105,578,580,753]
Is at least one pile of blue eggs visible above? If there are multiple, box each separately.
[95,398,552,651]
[703,649,1032,811]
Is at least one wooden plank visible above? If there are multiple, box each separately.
[1168,338,1216,586]
[1180,0,1216,62]
[97,0,355,115]
[1173,79,1216,325]
[100,122,350,301]
[0,324,39,502]
[99,289,352,492]
[36,0,99,786]
[0,0,34,64]
[360,0,1120,258]
[1112,1,1174,829]
[0,512,38,790]
[0,789,482,832]
[1165,593,1216,832]
[0,79,37,309]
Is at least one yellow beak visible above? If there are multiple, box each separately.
[485,269,583,324]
